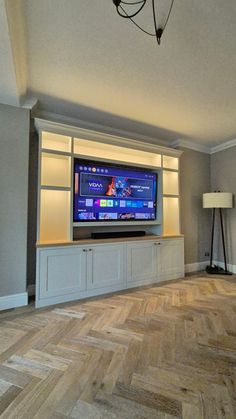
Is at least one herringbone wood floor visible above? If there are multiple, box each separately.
[0,275,236,418]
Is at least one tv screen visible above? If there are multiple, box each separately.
[73,159,157,222]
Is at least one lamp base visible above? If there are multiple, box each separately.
[206,265,232,275]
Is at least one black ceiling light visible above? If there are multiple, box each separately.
[112,0,175,45]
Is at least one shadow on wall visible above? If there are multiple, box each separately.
[197,196,212,263]
[214,209,234,265]
[27,122,38,289]
[30,91,185,145]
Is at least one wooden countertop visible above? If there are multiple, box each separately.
[36,234,184,248]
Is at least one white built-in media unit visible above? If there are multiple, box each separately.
[35,119,184,308]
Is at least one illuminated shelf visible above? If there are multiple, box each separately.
[42,132,71,153]
[41,186,71,191]
[163,170,179,196]
[74,138,162,168]
[41,153,71,188]
[163,197,180,235]
[40,190,71,241]
[163,155,179,170]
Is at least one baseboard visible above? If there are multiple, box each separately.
[185,260,236,275]
[27,284,35,297]
[0,292,28,311]
[213,260,236,274]
[185,261,209,274]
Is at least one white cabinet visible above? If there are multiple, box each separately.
[38,247,86,299]
[126,238,184,287]
[127,241,158,285]
[87,244,125,290]
[36,237,184,308]
[36,243,126,307]
[157,239,184,279]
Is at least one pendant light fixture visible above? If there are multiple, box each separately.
[113,0,175,45]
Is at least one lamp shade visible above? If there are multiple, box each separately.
[203,192,233,209]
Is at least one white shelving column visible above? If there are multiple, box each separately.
[38,132,72,242]
[162,155,180,235]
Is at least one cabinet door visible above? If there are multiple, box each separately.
[86,244,125,290]
[39,247,86,299]
[127,241,158,284]
[158,239,184,279]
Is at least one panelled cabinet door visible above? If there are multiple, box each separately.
[127,241,158,284]
[158,239,184,279]
[86,244,125,290]
[38,246,86,299]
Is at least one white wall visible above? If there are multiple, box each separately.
[0,103,30,297]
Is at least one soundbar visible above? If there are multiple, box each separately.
[91,231,146,240]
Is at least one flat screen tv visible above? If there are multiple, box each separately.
[73,159,157,223]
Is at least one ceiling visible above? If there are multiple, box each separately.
[1,0,236,147]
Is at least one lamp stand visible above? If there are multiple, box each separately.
[206,208,232,275]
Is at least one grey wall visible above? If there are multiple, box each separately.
[0,104,30,297]
[211,146,236,265]
[179,147,211,265]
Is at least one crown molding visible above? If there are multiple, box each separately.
[171,139,211,154]
[34,111,182,157]
[172,137,236,155]
[211,138,236,154]
[34,109,172,148]
[32,109,236,156]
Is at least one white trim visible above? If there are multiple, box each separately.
[27,284,35,297]
[172,138,236,155]
[31,108,236,156]
[185,261,209,273]
[34,113,182,158]
[211,138,236,154]
[186,259,236,274]
[0,292,28,311]
[21,98,39,112]
[213,260,236,274]
[171,139,211,155]
[36,283,126,308]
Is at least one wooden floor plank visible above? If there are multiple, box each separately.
[0,274,236,418]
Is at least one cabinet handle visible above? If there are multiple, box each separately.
[88,248,93,252]
[154,242,161,246]
[83,249,87,252]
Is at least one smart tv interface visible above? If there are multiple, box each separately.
[73,159,157,222]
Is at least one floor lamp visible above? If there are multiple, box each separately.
[203,192,233,275]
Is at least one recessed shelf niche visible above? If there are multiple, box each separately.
[42,132,71,153]
[41,153,71,188]
[74,138,162,168]
[163,197,180,235]
[40,190,71,241]
[163,155,179,170]
[163,170,179,196]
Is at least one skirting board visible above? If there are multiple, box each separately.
[213,260,236,274]
[0,292,28,311]
[185,260,236,274]
[185,261,209,273]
